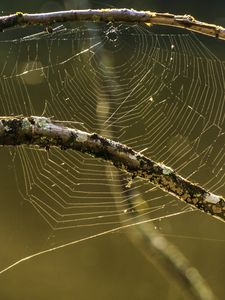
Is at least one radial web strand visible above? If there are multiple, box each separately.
[0,22,224,271]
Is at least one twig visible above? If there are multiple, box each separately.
[0,9,225,40]
[0,115,220,299]
[0,115,224,222]
[0,12,221,298]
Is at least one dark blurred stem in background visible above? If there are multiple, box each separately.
[1,9,224,298]
[0,115,222,299]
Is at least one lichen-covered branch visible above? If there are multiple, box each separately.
[0,115,224,222]
[0,9,225,40]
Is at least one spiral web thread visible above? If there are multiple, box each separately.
[0,22,224,235]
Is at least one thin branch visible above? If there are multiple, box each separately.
[0,115,224,222]
[0,9,225,40]
[0,11,221,299]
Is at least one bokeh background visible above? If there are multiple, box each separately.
[0,1,225,300]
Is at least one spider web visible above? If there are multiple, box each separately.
[0,22,224,271]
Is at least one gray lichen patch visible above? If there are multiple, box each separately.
[4,125,11,132]
[204,192,221,204]
[159,163,173,175]
[32,116,50,128]
[0,121,4,133]
[76,131,88,143]
[21,118,32,131]
[128,153,137,161]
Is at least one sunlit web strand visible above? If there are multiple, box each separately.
[0,22,224,230]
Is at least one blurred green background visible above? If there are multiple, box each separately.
[0,1,225,300]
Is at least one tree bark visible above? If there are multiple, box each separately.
[0,9,225,40]
[0,115,224,222]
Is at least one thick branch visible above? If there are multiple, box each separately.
[0,9,225,40]
[0,115,224,222]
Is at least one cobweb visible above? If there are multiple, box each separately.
[0,21,224,271]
